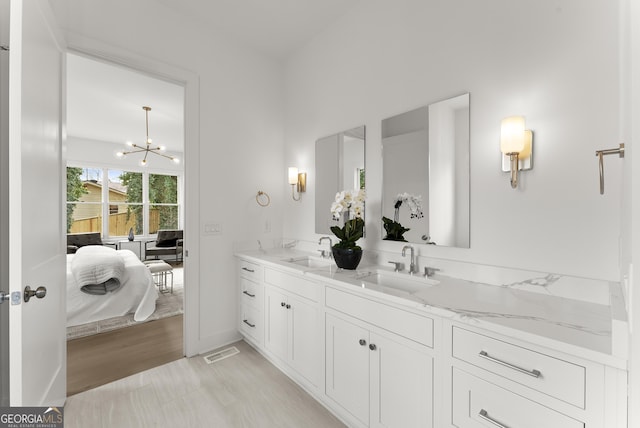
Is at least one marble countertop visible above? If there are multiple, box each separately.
[236,249,627,369]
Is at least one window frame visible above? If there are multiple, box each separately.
[66,164,183,239]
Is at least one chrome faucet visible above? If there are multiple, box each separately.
[401,245,418,275]
[318,236,333,258]
[424,266,440,278]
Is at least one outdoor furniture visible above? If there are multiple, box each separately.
[144,230,183,262]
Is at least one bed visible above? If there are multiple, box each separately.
[66,246,159,327]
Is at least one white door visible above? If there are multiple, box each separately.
[369,331,433,428]
[325,314,370,426]
[288,294,319,386]
[264,286,288,361]
[8,0,66,406]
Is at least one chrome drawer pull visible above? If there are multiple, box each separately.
[243,319,255,328]
[241,267,255,272]
[479,409,510,428]
[478,350,541,378]
[242,290,256,298]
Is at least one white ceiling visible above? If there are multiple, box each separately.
[66,53,185,152]
[151,0,361,59]
[65,1,361,151]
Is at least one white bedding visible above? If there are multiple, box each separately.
[67,249,159,327]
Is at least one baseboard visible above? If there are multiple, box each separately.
[196,329,242,356]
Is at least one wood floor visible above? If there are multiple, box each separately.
[64,340,345,428]
[67,314,183,396]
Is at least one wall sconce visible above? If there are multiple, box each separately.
[288,167,306,201]
[500,116,533,189]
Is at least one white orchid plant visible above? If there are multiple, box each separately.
[382,192,423,241]
[330,188,366,249]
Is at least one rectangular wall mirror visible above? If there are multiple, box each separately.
[381,93,469,247]
[315,126,366,235]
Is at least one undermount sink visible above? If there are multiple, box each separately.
[357,270,438,293]
[281,256,333,269]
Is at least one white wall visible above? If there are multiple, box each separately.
[284,0,622,281]
[52,0,285,353]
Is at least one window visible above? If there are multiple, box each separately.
[66,167,102,234]
[66,166,181,238]
[111,170,143,236]
[148,173,179,234]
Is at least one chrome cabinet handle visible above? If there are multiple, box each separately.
[280,302,286,307]
[479,409,509,428]
[478,350,541,378]
[286,304,291,309]
[359,339,367,346]
[242,290,255,298]
[243,319,255,328]
[369,343,377,351]
[241,267,255,272]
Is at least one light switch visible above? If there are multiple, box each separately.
[204,222,222,235]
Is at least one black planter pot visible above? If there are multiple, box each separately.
[331,246,363,270]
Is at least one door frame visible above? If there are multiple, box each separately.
[64,35,201,357]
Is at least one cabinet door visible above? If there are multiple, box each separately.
[288,294,320,386]
[264,286,288,361]
[326,314,370,426]
[370,331,433,428]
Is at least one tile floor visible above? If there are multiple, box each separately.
[64,340,345,428]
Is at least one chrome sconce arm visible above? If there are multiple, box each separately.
[595,143,624,195]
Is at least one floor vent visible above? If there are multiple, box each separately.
[203,346,240,364]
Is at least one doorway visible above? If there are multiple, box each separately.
[64,53,187,395]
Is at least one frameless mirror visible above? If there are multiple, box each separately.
[315,126,365,234]
[381,93,469,247]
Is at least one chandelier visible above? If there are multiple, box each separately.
[116,106,180,166]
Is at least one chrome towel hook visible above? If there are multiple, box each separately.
[595,143,624,195]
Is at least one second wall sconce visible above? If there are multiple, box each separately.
[500,116,533,189]
[288,167,307,201]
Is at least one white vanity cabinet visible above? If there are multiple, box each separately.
[263,268,321,387]
[237,259,264,346]
[325,287,435,428]
[446,323,627,428]
[235,253,628,428]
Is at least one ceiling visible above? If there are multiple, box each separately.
[151,0,362,59]
[65,1,362,151]
[66,53,185,152]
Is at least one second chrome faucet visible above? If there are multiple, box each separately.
[318,236,333,259]
[401,245,419,275]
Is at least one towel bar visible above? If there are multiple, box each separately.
[595,143,624,195]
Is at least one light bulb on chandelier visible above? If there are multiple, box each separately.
[115,106,180,165]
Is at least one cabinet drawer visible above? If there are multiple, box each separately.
[240,277,263,309]
[326,287,433,347]
[239,303,263,344]
[452,368,583,428]
[238,259,262,281]
[452,327,586,408]
[264,268,319,302]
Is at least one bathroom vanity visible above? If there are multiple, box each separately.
[235,249,628,428]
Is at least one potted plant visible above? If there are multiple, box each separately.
[382,192,424,241]
[330,189,366,269]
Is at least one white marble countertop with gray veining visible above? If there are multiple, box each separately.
[235,249,627,369]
